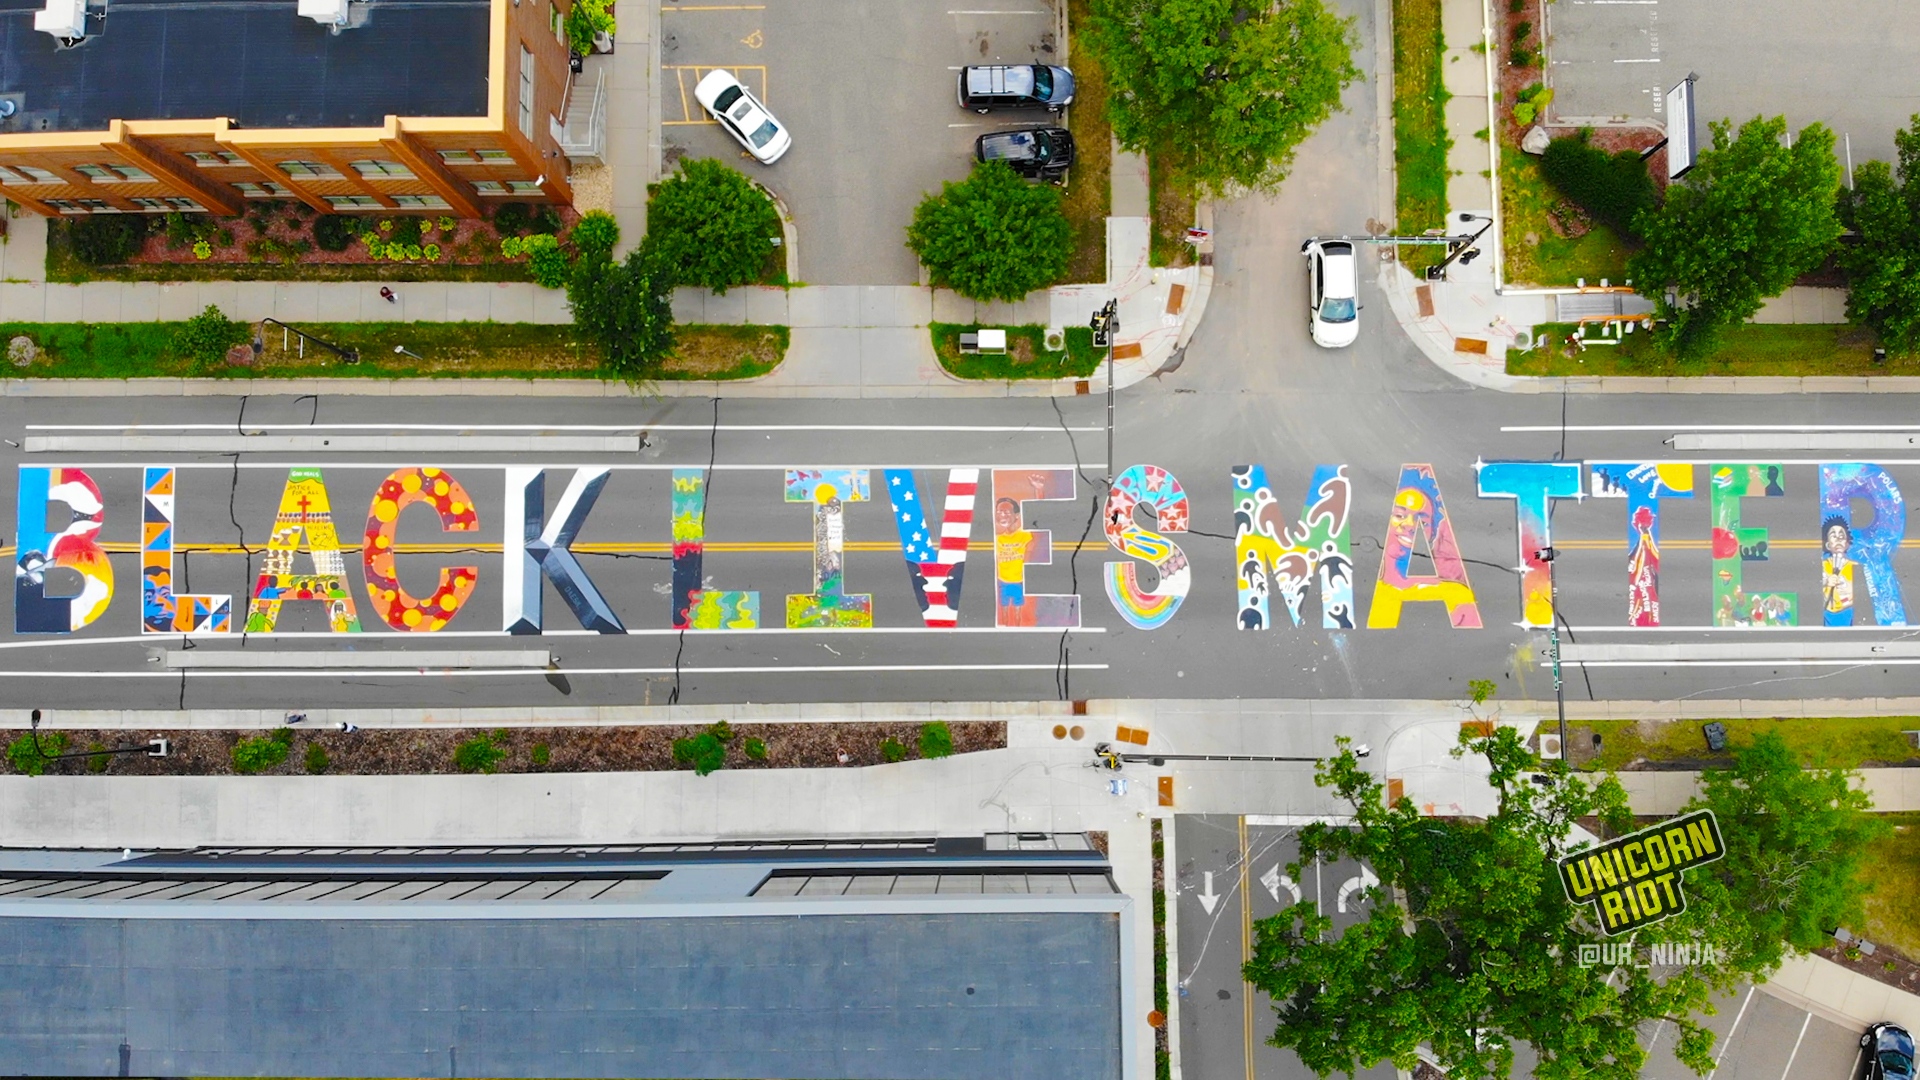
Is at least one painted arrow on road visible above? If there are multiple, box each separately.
[1259,864,1300,906]
[1197,871,1221,914]
[1336,866,1379,913]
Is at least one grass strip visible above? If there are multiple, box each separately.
[931,322,1102,379]
[1392,0,1450,273]
[1572,716,1920,773]
[1861,812,1920,961]
[1507,321,1894,377]
[1,321,786,381]
[1062,0,1114,284]
[1499,148,1633,287]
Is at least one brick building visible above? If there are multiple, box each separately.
[0,0,603,218]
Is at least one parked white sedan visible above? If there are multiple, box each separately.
[694,69,791,164]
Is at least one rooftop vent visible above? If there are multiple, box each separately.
[297,0,350,28]
[34,0,88,43]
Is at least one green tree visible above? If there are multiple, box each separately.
[642,158,782,292]
[570,209,622,260]
[1840,116,1920,356]
[1540,129,1656,236]
[566,248,677,382]
[1244,729,1723,1080]
[1657,731,1888,982]
[174,304,247,368]
[919,720,954,759]
[1085,0,1361,196]
[1629,116,1844,358]
[906,161,1071,302]
[672,732,727,776]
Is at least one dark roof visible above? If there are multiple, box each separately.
[0,0,489,133]
[0,911,1124,1080]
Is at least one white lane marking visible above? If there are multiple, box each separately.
[1561,642,1920,662]
[947,8,1048,12]
[0,662,1108,678]
[28,436,645,454]
[1502,424,1920,432]
[1614,57,1662,63]
[0,626,1105,650]
[1572,658,1920,668]
[28,423,1104,433]
[30,461,1108,471]
[1566,625,1910,634]
[169,649,551,669]
[1778,1012,1812,1080]
[1705,986,1755,1080]
[1675,433,1920,450]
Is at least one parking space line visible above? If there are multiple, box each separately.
[1239,816,1254,1080]
[1778,1012,1812,1080]
[1706,987,1756,1080]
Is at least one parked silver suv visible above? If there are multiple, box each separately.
[958,65,1075,113]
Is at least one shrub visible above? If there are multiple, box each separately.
[566,247,676,380]
[641,158,782,292]
[534,206,564,235]
[1511,19,1531,40]
[361,230,382,249]
[743,737,768,761]
[493,201,533,237]
[672,732,727,776]
[378,219,393,233]
[906,160,1071,302]
[437,215,458,232]
[174,305,246,366]
[83,742,111,774]
[880,737,908,763]
[6,731,66,776]
[525,233,570,288]
[531,743,551,768]
[1509,46,1535,68]
[565,0,615,54]
[1540,129,1657,235]
[404,243,424,261]
[192,240,213,260]
[313,215,357,252]
[501,235,525,258]
[919,720,954,759]
[453,731,507,773]
[423,243,442,261]
[163,211,209,249]
[68,214,150,265]
[1512,83,1553,126]
[708,720,735,743]
[387,245,406,262]
[232,728,294,774]
[571,209,620,258]
[304,743,330,774]
[391,216,424,247]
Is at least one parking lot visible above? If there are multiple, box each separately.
[1545,0,1920,167]
[1171,813,1873,1080]
[661,0,1064,285]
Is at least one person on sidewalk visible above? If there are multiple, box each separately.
[284,712,307,726]
[379,286,397,304]
[337,722,361,733]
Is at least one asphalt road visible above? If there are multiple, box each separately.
[10,384,1920,709]
[1171,814,1870,1080]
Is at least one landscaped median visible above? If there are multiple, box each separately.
[931,322,1102,380]
[1391,0,1449,274]
[3,720,1000,778]
[0,318,788,381]
[1506,321,1900,377]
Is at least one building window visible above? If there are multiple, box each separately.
[131,197,168,211]
[476,149,514,163]
[327,195,381,209]
[0,167,24,184]
[438,150,479,164]
[236,182,295,198]
[187,151,246,166]
[550,4,563,43]
[111,165,155,182]
[391,194,451,209]
[507,180,544,195]
[351,160,415,178]
[519,45,536,139]
[278,160,342,179]
[473,181,508,195]
[46,199,82,213]
[8,165,60,184]
[73,164,113,181]
[165,198,202,211]
[78,199,114,211]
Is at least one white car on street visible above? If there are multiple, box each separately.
[694,69,791,164]
[1303,239,1359,348]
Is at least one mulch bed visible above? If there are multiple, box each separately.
[1818,941,1920,996]
[112,204,580,269]
[11,721,1004,777]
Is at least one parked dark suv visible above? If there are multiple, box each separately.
[975,127,1075,179]
[1864,1024,1915,1080]
[958,64,1075,113]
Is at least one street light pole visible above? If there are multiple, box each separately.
[1536,547,1567,759]
[1091,299,1118,485]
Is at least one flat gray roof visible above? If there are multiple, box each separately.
[0,910,1123,1080]
[0,0,489,132]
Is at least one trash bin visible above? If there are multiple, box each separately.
[1702,721,1728,752]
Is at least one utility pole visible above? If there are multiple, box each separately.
[1091,298,1118,485]
[1536,547,1567,759]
